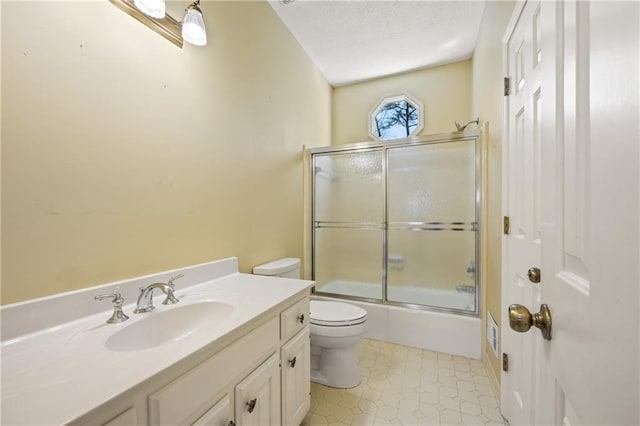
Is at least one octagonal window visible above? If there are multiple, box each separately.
[369,93,424,141]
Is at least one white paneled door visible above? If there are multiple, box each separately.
[502,1,543,424]
[502,1,639,425]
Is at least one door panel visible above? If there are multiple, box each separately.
[502,1,543,424]
[504,1,640,425]
[281,328,311,426]
[538,1,640,424]
[235,355,281,426]
[386,140,478,310]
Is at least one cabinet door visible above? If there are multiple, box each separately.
[281,327,310,426]
[192,394,233,426]
[102,407,137,426]
[148,317,279,426]
[235,354,281,426]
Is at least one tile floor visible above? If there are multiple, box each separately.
[302,339,504,426]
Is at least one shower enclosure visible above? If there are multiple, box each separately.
[309,132,481,316]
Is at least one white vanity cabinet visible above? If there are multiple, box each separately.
[142,294,310,426]
[2,258,315,426]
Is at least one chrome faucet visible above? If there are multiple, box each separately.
[134,282,179,313]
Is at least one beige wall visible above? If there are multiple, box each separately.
[472,0,516,386]
[332,61,472,145]
[1,1,332,304]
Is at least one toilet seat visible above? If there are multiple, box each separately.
[310,300,367,327]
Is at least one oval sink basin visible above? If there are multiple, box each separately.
[106,301,233,352]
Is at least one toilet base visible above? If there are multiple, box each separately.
[310,345,362,389]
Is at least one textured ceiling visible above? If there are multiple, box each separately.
[269,0,486,87]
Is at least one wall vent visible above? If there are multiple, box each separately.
[487,312,500,358]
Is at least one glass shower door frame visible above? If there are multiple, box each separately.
[310,131,482,317]
[311,147,386,302]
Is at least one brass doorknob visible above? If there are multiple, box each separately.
[527,267,541,283]
[508,304,552,340]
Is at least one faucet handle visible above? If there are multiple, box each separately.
[162,292,179,305]
[95,291,125,306]
[168,274,184,290]
[95,291,129,324]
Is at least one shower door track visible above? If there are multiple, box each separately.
[308,131,482,318]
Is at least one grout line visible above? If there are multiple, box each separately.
[304,339,504,426]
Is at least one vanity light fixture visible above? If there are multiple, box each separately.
[110,0,207,48]
[182,0,207,46]
[134,0,165,19]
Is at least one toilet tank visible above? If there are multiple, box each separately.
[252,258,301,279]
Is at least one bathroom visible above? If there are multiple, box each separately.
[2,1,639,426]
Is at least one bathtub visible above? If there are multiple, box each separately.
[314,280,481,359]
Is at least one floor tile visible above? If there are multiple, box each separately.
[305,339,504,425]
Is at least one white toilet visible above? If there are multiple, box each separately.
[253,258,367,389]
[308,300,367,388]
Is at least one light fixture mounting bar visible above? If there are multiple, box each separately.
[109,0,183,48]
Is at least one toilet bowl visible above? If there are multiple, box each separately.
[310,300,367,388]
[252,258,368,389]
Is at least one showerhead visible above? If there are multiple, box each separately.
[454,117,480,132]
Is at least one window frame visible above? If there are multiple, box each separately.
[368,92,424,141]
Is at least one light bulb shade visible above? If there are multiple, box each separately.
[133,0,165,18]
[182,5,207,46]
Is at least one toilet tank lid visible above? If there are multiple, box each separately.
[252,258,301,276]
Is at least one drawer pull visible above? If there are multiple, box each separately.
[288,356,297,368]
[228,422,236,426]
[246,398,257,413]
[297,314,305,324]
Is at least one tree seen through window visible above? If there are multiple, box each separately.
[369,93,423,141]
[373,100,419,139]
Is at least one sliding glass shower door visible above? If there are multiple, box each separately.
[311,134,480,314]
[386,140,477,311]
[313,149,384,300]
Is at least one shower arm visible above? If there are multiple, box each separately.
[454,117,480,132]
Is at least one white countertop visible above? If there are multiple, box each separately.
[1,259,312,425]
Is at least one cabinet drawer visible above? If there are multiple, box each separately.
[149,316,279,425]
[280,298,309,342]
